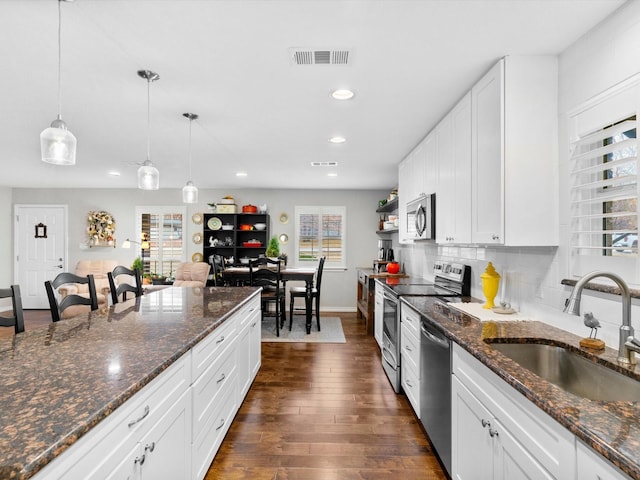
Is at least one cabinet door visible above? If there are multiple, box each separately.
[103,444,141,480]
[422,131,437,195]
[451,92,472,243]
[249,308,262,380]
[140,390,192,480]
[374,286,384,348]
[436,110,455,243]
[398,159,411,244]
[471,59,504,244]
[576,441,632,480]
[452,376,494,480]
[493,417,555,480]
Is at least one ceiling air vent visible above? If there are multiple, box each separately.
[311,162,339,167]
[291,48,351,66]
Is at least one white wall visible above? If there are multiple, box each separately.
[400,1,640,350]
[8,187,387,311]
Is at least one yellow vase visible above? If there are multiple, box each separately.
[481,262,501,309]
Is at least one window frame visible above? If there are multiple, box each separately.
[567,77,640,284]
[294,205,346,269]
[135,206,187,278]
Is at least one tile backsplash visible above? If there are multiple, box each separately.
[398,242,640,350]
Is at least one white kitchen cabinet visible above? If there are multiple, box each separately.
[452,344,575,480]
[436,92,472,244]
[576,441,632,480]
[237,299,261,400]
[398,159,411,244]
[400,303,421,417]
[471,56,558,245]
[374,283,384,349]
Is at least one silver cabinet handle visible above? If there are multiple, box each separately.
[481,419,490,428]
[217,373,226,383]
[134,454,146,466]
[489,428,499,438]
[216,335,225,344]
[215,418,226,431]
[405,345,413,352]
[145,442,155,453]
[128,405,150,428]
[406,379,414,388]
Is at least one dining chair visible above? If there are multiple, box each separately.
[173,262,211,287]
[0,284,25,334]
[289,256,325,331]
[250,257,285,336]
[108,265,143,304]
[45,272,99,322]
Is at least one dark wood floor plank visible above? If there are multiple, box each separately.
[206,312,447,479]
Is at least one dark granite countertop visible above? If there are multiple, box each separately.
[0,286,260,480]
[401,296,640,480]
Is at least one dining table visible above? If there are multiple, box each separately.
[222,266,317,333]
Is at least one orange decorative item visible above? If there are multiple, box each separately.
[242,204,257,213]
[239,224,253,231]
[386,262,400,274]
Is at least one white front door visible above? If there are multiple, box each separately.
[14,205,67,309]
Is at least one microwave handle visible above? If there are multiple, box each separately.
[415,205,426,236]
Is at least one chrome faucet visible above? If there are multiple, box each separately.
[564,271,640,365]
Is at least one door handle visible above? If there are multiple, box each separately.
[56,264,63,268]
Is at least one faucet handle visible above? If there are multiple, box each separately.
[626,336,640,352]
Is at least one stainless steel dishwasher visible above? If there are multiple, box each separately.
[420,316,452,477]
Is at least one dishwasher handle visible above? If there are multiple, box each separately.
[421,322,449,350]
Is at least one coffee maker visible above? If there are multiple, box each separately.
[377,239,393,261]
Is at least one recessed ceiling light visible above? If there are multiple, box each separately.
[329,136,346,144]
[331,89,354,100]
[236,171,248,177]
[108,171,121,176]
[327,172,338,177]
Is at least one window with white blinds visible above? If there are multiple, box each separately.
[136,206,186,278]
[569,116,637,258]
[294,206,346,268]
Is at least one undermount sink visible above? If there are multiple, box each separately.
[487,342,640,402]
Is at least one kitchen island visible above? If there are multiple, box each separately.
[0,286,261,480]
[402,296,640,479]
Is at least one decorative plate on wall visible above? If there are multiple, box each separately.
[192,252,204,262]
[192,233,203,244]
[279,213,289,224]
[279,233,289,244]
[192,213,203,225]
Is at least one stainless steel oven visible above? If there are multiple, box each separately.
[379,261,470,393]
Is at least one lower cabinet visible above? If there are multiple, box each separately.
[400,303,421,417]
[452,344,575,480]
[576,441,632,480]
[374,283,384,349]
[35,292,262,480]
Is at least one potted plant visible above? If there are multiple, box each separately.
[150,273,167,285]
[131,256,143,273]
[265,236,280,260]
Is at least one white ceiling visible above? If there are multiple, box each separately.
[0,0,625,190]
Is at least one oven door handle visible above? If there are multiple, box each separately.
[381,348,397,368]
[421,324,449,349]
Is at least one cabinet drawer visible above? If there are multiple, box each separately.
[192,335,237,441]
[401,323,420,373]
[191,315,237,382]
[400,302,421,338]
[192,378,238,480]
[237,294,261,327]
[401,360,420,417]
[358,270,366,284]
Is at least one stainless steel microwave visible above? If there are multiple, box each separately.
[406,194,435,240]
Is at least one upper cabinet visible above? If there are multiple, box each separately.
[436,92,472,244]
[471,56,558,246]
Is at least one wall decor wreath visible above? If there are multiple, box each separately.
[87,210,116,243]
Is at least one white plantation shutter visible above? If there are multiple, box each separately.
[295,206,346,267]
[569,118,637,256]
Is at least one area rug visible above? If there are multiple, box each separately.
[261,316,346,343]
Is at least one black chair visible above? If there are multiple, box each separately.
[210,255,225,286]
[45,272,99,322]
[289,256,325,331]
[108,265,143,304]
[250,257,285,336]
[0,285,25,334]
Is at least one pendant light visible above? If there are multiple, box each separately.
[182,113,199,204]
[137,70,160,190]
[40,0,76,166]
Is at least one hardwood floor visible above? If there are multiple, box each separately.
[8,310,447,479]
[206,312,447,480]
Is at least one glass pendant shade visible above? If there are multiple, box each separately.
[40,117,76,165]
[182,181,198,203]
[137,160,159,190]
